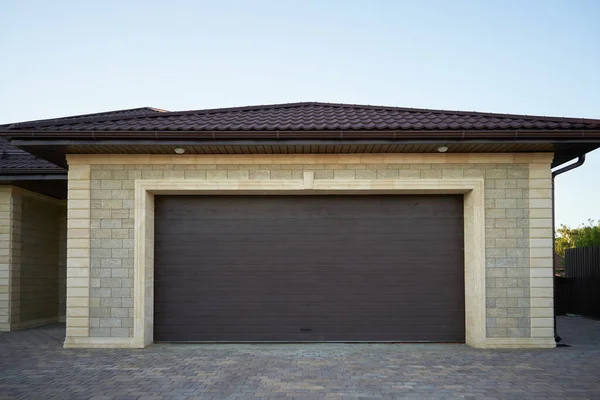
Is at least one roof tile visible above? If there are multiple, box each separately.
[0,139,63,172]
[0,107,167,173]
[2,102,599,133]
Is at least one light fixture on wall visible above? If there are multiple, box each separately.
[437,145,449,153]
[174,147,186,154]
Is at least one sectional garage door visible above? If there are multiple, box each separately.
[154,195,465,342]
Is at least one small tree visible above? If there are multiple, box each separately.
[555,219,600,256]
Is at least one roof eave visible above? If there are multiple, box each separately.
[0,172,67,180]
[2,129,600,141]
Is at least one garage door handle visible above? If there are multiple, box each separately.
[300,328,312,332]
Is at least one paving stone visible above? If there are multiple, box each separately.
[0,317,599,399]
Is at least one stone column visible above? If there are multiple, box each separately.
[529,157,555,339]
[64,164,92,344]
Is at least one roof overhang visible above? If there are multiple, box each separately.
[3,128,600,139]
[2,129,600,169]
[0,173,66,180]
[0,174,67,199]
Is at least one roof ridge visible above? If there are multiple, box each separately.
[194,101,599,124]
[2,103,327,129]
[3,102,600,131]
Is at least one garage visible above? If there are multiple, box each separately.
[154,194,465,342]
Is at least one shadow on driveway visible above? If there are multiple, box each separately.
[557,315,600,347]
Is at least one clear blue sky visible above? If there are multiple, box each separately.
[1,0,598,227]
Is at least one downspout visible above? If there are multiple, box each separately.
[551,154,586,342]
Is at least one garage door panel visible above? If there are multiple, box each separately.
[154,280,464,291]
[154,273,465,289]
[154,259,464,272]
[156,248,464,262]
[156,299,464,309]
[160,247,457,260]
[155,220,463,236]
[154,282,464,295]
[154,195,465,342]
[155,236,461,247]
[154,318,464,330]
[155,215,463,226]
[155,255,464,265]
[154,324,466,334]
[155,203,461,220]
[154,272,464,281]
[155,307,464,317]
[155,299,464,310]
[155,258,463,270]
[155,222,464,236]
[154,328,466,343]
[155,311,465,323]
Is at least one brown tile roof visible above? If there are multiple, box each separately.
[0,139,63,173]
[0,106,166,130]
[0,107,167,173]
[2,102,600,133]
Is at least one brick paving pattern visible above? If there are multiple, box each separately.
[1,316,599,399]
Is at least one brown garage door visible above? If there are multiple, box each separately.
[154,195,465,342]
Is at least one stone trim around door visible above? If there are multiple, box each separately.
[126,175,490,348]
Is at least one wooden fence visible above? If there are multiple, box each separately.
[561,246,600,318]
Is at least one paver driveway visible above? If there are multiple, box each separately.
[1,316,599,400]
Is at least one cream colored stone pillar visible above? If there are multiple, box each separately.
[529,156,555,340]
[0,187,21,331]
[0,188,13,331]
[64,165,92,344]
[58,207,67,322]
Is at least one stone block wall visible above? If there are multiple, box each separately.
[0,188,18,331]
[73,155,553,340]
[528,164,555,339]
[58,207,67,321]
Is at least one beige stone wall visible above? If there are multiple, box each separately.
[0,188,23,331]
[528,163,554,339]
[0,188,17,331]
[66,165,92,339]
[0,186,66,331]
[63,154,556,342]
[58,207,67,321]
